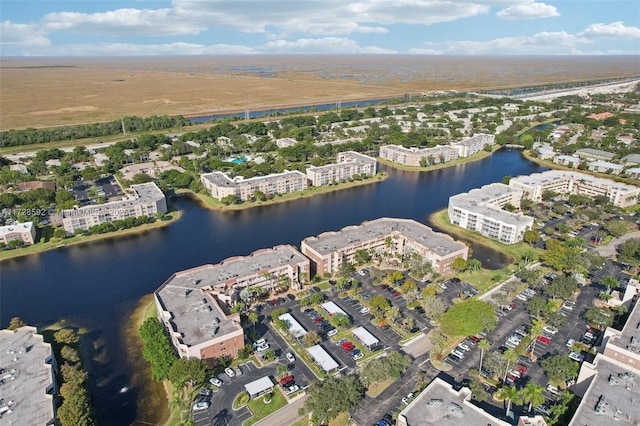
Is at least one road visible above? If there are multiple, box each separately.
[594,230,640,257]
[252,395,307,426]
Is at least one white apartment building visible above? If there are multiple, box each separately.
[452,133,495,157]
[379,144,458,167]
[306,151,377,186]
[448,183,534,244]
[509,170,640,208]
[201,170,308,201]
[0,221,36,246]
[301,217,468,276]
[61,182,167,234]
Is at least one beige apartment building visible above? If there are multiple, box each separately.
[0,221,36,246]
[452,133,495,157]
[61,182,168,234]
[201,170,308,201]
[306,151,377,186]
[379,144,458,167]
[448,183,533,244]
[301,217,468,277]
[0,326,59,426]
[509,170,640,208]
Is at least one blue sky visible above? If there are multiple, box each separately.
[1,0,639,56]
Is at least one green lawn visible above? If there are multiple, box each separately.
[366,378,396,397]
[243,389,287,426]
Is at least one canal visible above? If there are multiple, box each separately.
[0,148,547,425]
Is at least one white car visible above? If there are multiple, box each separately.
[569,351,585,362]
[542,326,558,335]
[451,349,465,359]
[402,392,415,405]
[359,307,370,314]
[566,339,575,348]
[225,367,236,378]
[358,270,366,276]
[439,282,447,289]
[458,342,471,351]
[253,338,266,347]
[285,384,300,395]
[255,344,270,352]
[327,329,338,337]
[546,384,559,395]
[209,377,223,387]
[562,300,575,310]
[286,352,296,363]
[353,352,365,361]
[192,401,210,412]
[515,294,528,301]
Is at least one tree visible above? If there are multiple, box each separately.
[540,354,580,382]
[276,363,289,377]
[521,382,545,413]
[139,317,177,381]
[452,257,467,272]
[525,296,549,319]
[386,306,400,321]
[61,346,81,363]
[617,238,640,266]
[369,295,391,315]
[440,299,497,337]
[542,239,580,272]
[248,311,259,332]
[543,274,578,301]
[467,258,482,271]
[585,306,614,328]
[468,377,489,402]
[500,386,521,417]
[601,275,619,292]
[8,316,26,330]
[302,331,321,347]
[300,375,365,425]
[401,280,418,294]
[354,249,371,265]
[421,295,448,321]
[502,348,519,383]
[263,349,277,361]
[528,319,545,359]
[168,357,207,395]
[605,220,628,237]
[478,339,490,373]
[523,230,541,245]
[221,194,237,205]
[329,313,351,328]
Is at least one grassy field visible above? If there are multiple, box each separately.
[3,56,639,130]
[244,389,287,426]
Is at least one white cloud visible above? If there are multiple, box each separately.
[579,21,640,39]
[497,1,560,20]
[41,8,206,36]
[0,21,51,50]
[262,37,397,54]
[25,42,257,56]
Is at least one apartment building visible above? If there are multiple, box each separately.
[448,183,533,244]
[575,148,616,162]
[452,133,495,157]
[379,144,458,167]
[0,221,36,246]
[0,326,59,426]
[588,161,623,175]
[155,269,245,361]
[61,182,167,234]
[553,155,581,168]
[509,170,640,208]
[201,170,308,201]
[301,217,468,276]
[306,151,377,186]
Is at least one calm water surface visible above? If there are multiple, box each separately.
[0,148,546,425]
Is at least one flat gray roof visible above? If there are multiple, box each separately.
[62,181,164,217]
[450,183,533,226]
[201,170,306,186]
[244,376,274,397]
[399,377,509,426]
[303,217,466,257]
[616,297,640,354]
[511,170,639,193]
[279,313,307,338]
[308,345,339,372]
[0,326,55,426]
[570,356,640,426]
[321,301,347,317]
[576,148,616,159]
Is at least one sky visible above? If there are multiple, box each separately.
[1,0,639,56]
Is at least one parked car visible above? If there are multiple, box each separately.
[391,291,401,298]
[562,300,575,310]
[287,294,296,301]
[515,293,528,301]
[569,351,585,362]
[279,375,294,386]
[253,338,266,347]
[402,392,415,405]
[209,377,223,387]
[255,344,269,352]
[458,342,471,351]
[286,352,296,363]
[285,384,300,395]
[451,349,465,359]
[546,384,559,395]
[336,338,348,346]
[537,336,551,345]
[353,352,364,361]
[233,366,242,376]
[271,299,280,306]
[198,388,212,398]
[360,307,370,314]
[358,270,366,276]
[192,401,210,412]
[543,326,558,335]
[439,282,447,289]
[566,338,576,348]
[327,329,338,337]
[224,367,236,378]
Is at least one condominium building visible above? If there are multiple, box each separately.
[379,144,458,167]
[397,377,510,426]
[0,326,59,426]
[155,270,245,361]
[154,245,310,360]
[452,133,495,157]
[448,183,534,244]
[575,148,616,161]
[0,221,36,246]
[201,170,308,201]
[61,182,167,234]
[306,151,377,186]
[301,217,468,276]
[509,170,640,208]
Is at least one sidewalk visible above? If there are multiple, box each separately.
[251,394,307,426]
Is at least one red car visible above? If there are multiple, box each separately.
[342,342,355,352]
[468,336,480,343]
[537,335,551,345]
[271,299,279,306]
[279,375,294,386]
[313,316,324,323]
[380,284,388,289]
[391,291,400,298]
[516,365,528,374]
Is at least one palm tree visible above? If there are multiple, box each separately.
[529,319,545,359]
[521,382,545,413]
[276,363,289,378]
[248,312,259,332]
[500,385,521,417]
[503,348,519,383]
[478,339,490,372]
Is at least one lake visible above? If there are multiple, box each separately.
[0,148,547,425]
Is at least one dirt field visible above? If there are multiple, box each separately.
[2,55,638,130]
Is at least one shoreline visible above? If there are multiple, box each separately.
[180,172,388,211]
[0,209,183,262]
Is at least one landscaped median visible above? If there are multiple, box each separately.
[270,323,329,379]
